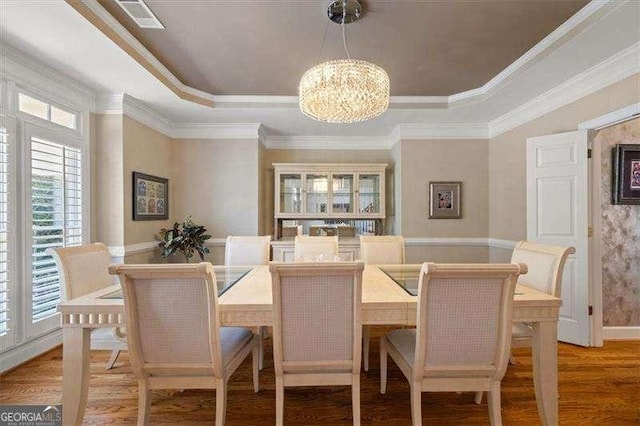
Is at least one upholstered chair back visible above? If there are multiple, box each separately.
[359,235,405,264]
[49,243,114,300]
[270,262,364,371]
[225,235,271,266]
[294,235,339,261]
[414,263,524,381]
[510,241,575,297]
[111,263,223,377]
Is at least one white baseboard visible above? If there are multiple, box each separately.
[602,326,640,340]
[0,329,62,373]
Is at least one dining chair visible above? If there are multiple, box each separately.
[380,262,526,426]
[509,241,575,352]
[359,235,405,371]
[359,235,405,265]
[49,243,127,370]
[294,235,339,261]
[224,235,271,266]
[225,235,271,370]
[270,261,364,426]
[109,262,260,426]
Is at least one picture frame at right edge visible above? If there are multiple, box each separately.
[612,144,640,205]
[428,181,462,219]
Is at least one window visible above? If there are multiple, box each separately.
[30,138,82,322]
[18,93,77,130]
[24,123,85,337]
[1,78,88,371]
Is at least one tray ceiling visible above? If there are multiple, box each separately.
[97,0,589,97]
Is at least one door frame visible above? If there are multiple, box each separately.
[578,102,640,347]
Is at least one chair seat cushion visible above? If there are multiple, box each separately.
[220,327,254,366]
[512,322,533,338]
[387,328,417,366]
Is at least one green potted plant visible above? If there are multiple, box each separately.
[158,216,211,263]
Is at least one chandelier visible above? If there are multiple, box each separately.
[299,0,390,123]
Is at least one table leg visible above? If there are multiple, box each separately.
[62,327,91,426]
[532,321,558,426]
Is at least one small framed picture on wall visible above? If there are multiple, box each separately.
[133,171,169,220]
[612,144,640,205]
[428,181,462,219]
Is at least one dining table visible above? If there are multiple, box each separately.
[58,264,561,426]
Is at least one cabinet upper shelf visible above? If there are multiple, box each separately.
[274,163,387,219]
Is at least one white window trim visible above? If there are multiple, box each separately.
[0,115,17,353]
[0,53,93,370]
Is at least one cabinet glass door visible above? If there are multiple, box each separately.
[332,173,354,214]
[358,173,381,214]
[305,173,329,215]
[279,173,302,214]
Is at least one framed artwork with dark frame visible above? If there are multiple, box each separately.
[612,144,640,205]
[428,181,462,219]
[133,172,169,220]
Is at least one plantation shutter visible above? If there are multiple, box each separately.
[29,135,82,330]
[0,121,14,348]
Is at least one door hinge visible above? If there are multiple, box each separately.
[588,226,593,237]
[587,148,592,159]
[588,305,593,316]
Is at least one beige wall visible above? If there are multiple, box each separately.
[398,139,489,238]
[594,117,640,327]
[93,113,124,247]
[171,138,260,237]
[488,74,640,242]
[123,116,174,245]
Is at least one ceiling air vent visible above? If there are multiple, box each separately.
[115,0,164,29]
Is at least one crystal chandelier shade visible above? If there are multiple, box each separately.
[298,0,390,124]
[299,59,390,123]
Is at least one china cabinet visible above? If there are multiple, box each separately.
[274,163,387,238]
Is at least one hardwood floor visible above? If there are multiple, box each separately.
[1,330,638,425]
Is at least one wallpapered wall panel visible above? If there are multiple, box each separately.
[596,117,640,326]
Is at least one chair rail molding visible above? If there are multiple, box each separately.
[119,238,518,256]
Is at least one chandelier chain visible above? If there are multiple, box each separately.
[342,20,351,60]
[316,19,330,65]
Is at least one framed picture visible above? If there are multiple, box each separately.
[428,181,461,219]
[132,172,169,220]
[612,144,640,205]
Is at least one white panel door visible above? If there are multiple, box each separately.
[527,130,590,346]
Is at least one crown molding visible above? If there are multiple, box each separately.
[578,102,640,130]
[0,42,96,111]
[171,123,264,140]
[489,41,640,138]
[95,93,125,114]
[477,1,621,102]
[264,135,394,150]
[395,123,489,140]
[96,93,173,136]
